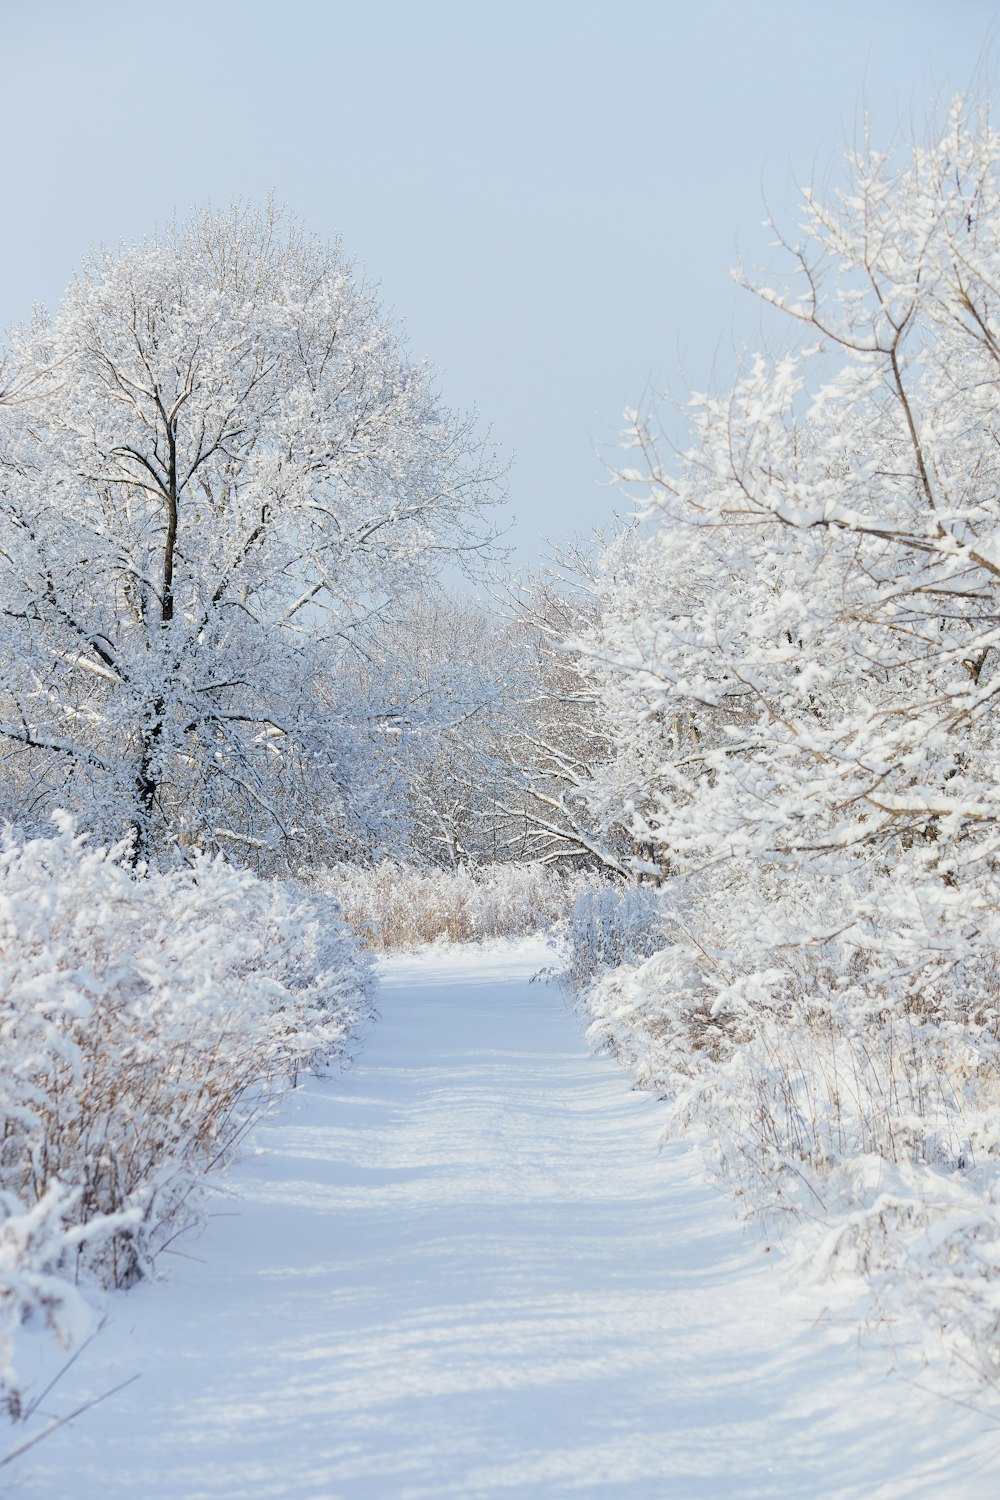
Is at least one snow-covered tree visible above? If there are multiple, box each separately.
[583,95,1000,1022]
[368,593,528,866]
[0,203,502,863]
[502,549,636,875]
[563,103,1000,1371]
[358,581,629,873]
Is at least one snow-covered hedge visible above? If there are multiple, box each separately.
[319,860,601,949]
[0,817,374,1404]
[567,874,1000,1383]
[562,883,665,989]
[550,98,1000,1390]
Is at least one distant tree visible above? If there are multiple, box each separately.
[0,203,502,863]
[345,579,632,875]
[500,542,640,877]
[368,593,525,866]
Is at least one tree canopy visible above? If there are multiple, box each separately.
[0,203,503,863]
[571,97,1000,1023]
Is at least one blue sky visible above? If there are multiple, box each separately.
[4,1,998,567]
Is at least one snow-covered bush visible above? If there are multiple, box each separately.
[0,1184,135,1412]
[563,96,1000,1382]
[562,883,665,990]
[571,865,1000,1378]
[0,817,373,1402]
[319,860,602,949]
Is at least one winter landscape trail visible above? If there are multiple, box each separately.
[13,941,1000,1499]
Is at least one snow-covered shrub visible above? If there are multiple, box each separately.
[319,860,601,949]
[571,860,1000,1378]
[562,883,665,989]
[562,97,1000,1382]
[0,1184,135,1411]
[0,817,373,1401]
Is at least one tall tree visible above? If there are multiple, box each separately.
[579,95,1000,1017]
[0,203,502,863]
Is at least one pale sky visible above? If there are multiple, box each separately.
[3,1,998,566]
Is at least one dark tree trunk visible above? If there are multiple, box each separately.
[131,698,165,864]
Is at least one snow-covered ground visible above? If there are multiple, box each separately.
[10,939,1000,1498]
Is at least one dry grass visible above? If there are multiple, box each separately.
[319,861,601,949]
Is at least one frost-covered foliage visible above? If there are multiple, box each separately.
[573,876,1000,1380]
[0,203,501,867]
[566,98,1000,1381]
[355,595,533,868]
[0,817,373,1402]
[562,883,665,989]
[0,1184,131,1411]
[503,555,637,876]
[320,860,602,949]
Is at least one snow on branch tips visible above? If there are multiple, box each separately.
[0,202,504,869]
[564,94,1000,1384]
[0,818,374,1406]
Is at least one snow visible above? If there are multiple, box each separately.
[10,940,1000,1498]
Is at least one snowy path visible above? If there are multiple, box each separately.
[13,941,1000,1498]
